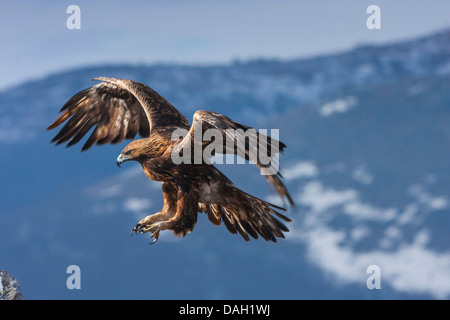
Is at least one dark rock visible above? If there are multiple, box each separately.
[0,270,23,300]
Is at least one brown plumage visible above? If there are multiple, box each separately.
[47,77,294,243]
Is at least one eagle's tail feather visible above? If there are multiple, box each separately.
[203,188,290,242]
[262,171,295,208]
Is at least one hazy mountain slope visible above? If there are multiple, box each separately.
[1,29,449,143]
[266,74,450,298]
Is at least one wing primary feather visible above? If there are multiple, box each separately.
[204,205,221,226]
[82,127,99,151]
[217,206,237,234]
[51,109,86,144]
[67,119,94,147]
[229,211,250,241]
[240,220,259,240]
[59,88,90,112]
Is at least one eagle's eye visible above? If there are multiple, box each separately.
[124,150,133,156]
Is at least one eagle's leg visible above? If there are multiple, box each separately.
[163,186,199,237]
[133,211,198,244]
[134,186,199,243]
[131,182,177,236]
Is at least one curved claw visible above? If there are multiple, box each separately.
[145,224,161,244]
[131,222,161,244]
[148,234,159,245]
[131,223,142,236]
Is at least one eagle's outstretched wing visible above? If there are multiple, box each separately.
[47,77,189,150]
[175,110,294,207]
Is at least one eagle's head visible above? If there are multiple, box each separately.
[116,138,169,168]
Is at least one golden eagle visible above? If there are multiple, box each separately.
[47,77,293,243]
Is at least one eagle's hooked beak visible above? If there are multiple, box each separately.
[116,153,130,168]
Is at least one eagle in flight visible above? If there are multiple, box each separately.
[47,77,293,243]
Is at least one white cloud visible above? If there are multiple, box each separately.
[96,185,123,199]
[296,180,395,222]
[408,184,448,211]
[123,198,152,213]
[322,162,347,174]
[284,161,319,180]
[92,202,117,216]
[343,201,396,222]
[123,198,153,221]
[397,204,419,225]
[297,181,357,213]
[351,166,374,185]
[290,223,450,299]
[385,226,402,239]
[319,97,358,117]
[287,180,450,299]
[379,226,403,249]
[350,226,370,242]
[407,83,426,96]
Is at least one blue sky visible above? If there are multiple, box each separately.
[1,0,450,89]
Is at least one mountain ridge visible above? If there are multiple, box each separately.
[1,28,450,145]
